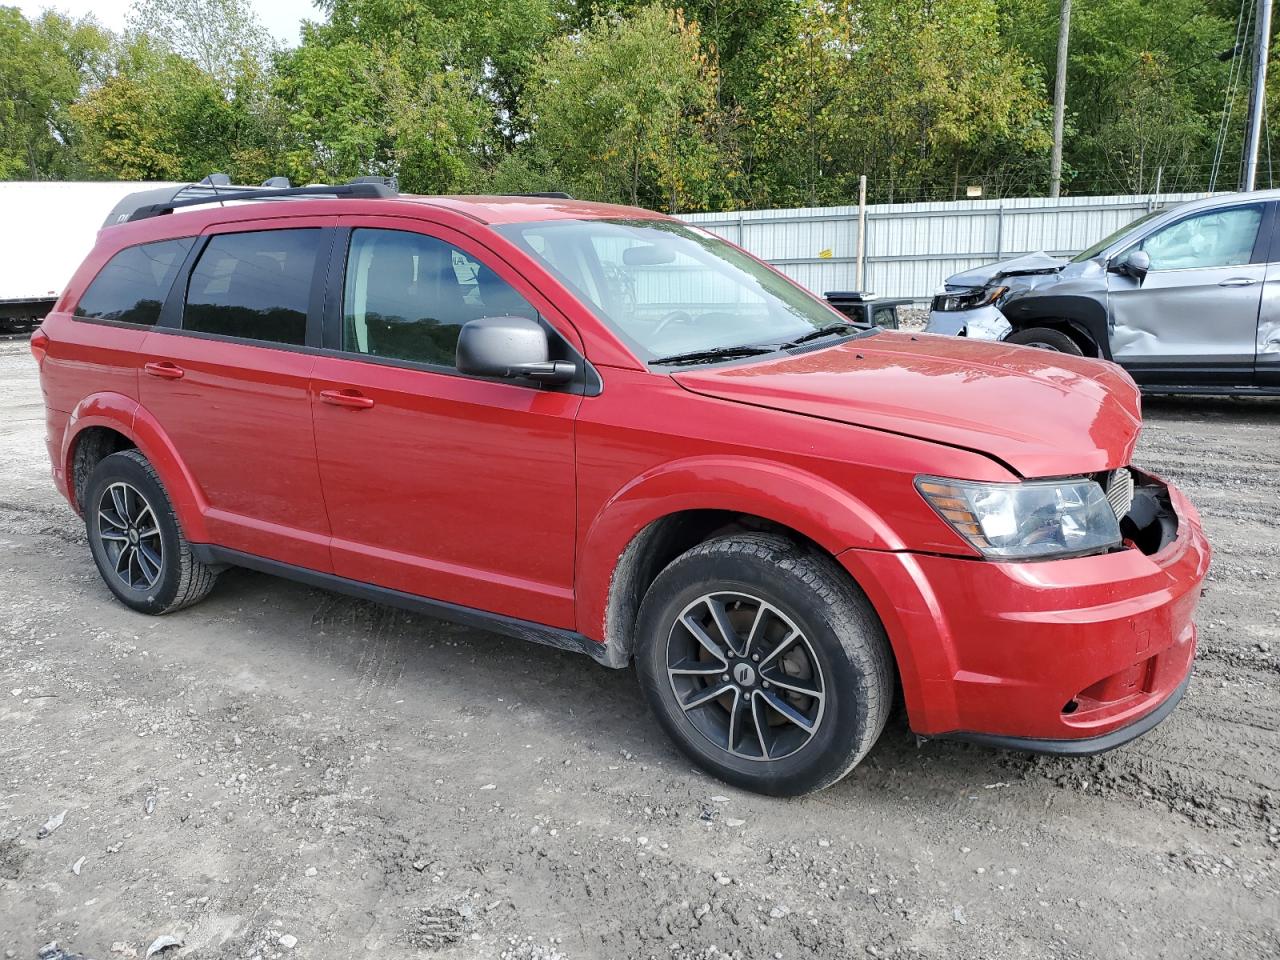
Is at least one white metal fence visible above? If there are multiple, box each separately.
[682,192,1213,302]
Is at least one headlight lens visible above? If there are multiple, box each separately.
[930,285,1009,313]
[916,476,1121,560]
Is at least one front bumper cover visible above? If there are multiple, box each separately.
[837,475,1210,749]
[925,304,1011,340]
[937,671,1191,756]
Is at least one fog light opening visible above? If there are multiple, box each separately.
[1062,699,1080,715]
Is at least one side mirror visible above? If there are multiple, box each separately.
[1111,249,1150,281]
[455,315,576,385]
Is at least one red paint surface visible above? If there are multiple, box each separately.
[34,194,1210,745]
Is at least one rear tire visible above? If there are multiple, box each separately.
[635,534,894,796]
[84,450,218,615]
[1005,326,1085,355]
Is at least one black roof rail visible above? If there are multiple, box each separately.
[103,176,399,227]
[506,192,573,199]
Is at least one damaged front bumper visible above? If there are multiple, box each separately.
[838,471,1211,753]
[924,303,1011,341]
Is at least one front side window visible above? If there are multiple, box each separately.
[496,219,847,361]
[342,228,537,368]
[1070,210,1161,263]
[74,238,194,326]
[1132,205,1263,271]
[183,229,321,345]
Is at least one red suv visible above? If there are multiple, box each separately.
[32,180,1211,795]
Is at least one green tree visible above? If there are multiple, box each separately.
[0,8,111,179]
[273,29,493,192]
[126,0,273,85]
[747,0,1050,206]
[71,33,281,182]
[314,0,559,141]
[999,0,1237,193]
[521,4,728,211]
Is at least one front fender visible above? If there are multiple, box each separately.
[576,455,904,643]
[62,393,210,542]
[1002,293,1111,359]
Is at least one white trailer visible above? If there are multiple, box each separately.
[0,181,177,332]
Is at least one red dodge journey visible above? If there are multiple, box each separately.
[31,179,1211,794]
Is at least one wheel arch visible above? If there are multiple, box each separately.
[580,456,905,665]
[1002,293,1111,359]
[63,394,210,542]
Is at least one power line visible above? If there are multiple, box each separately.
[1211,0,1254,190]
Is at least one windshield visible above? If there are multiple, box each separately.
[1070,209,1163,263]
[495,218,856,361]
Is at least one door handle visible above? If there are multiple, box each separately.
[143,360,184,380]
[319,388,375,410]
[1218,277,1258,286]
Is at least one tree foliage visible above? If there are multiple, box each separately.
[521,5,726,211]
[0,9,109,178]
[0,0,1273,207]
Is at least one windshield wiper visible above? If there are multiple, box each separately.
[647,344,776,366]
[779,321,861,349]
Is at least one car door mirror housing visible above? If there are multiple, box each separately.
[1111,249,1150,280]
[456,315,577,385]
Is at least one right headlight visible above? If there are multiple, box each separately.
[916,476,1121,560]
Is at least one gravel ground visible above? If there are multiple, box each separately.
[0,338,1277,960]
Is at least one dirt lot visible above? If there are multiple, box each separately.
[0,338,1277,960]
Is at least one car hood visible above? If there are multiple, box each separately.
[946,251,1067,289]
[672,332,1142,477]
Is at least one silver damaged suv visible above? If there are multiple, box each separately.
[925,191,1280,394]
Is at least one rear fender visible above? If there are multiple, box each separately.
[63,393,209,541]
[577,456,903,644]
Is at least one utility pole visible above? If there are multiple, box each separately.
[1243,0,1273,191]
[1049,0,1071,198]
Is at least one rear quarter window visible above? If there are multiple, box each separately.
[182,229,321,346]
[73,238,195,326]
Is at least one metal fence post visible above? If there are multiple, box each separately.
[855,175,867,290]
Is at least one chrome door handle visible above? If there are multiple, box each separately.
[1218,277,1258,286]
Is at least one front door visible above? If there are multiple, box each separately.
[1108,202,1268,386]
[309,219,582,628]
[140,221,334,571]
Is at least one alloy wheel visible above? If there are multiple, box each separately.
[666,592,826,761]
[96,481,163,591]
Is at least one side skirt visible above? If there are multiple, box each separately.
[190,544,629,669]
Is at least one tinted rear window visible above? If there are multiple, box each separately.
[74,238,195,326]
[183,229,321,345]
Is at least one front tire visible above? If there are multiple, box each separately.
[635,534,894,796]
[84,449,218,615]
[1005,326,1085,355]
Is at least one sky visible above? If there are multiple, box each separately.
[17,0,318,47]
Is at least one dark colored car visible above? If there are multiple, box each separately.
[31,179,1209,795]
[823,291,910,329]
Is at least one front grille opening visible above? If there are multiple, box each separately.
[1062,699,1080,715]
[1120,482,1178,556]
[1097,468,1179,556]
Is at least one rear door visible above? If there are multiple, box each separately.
[1108,201,1269,387]
[309,217,582,628]
[139,219,335,570]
